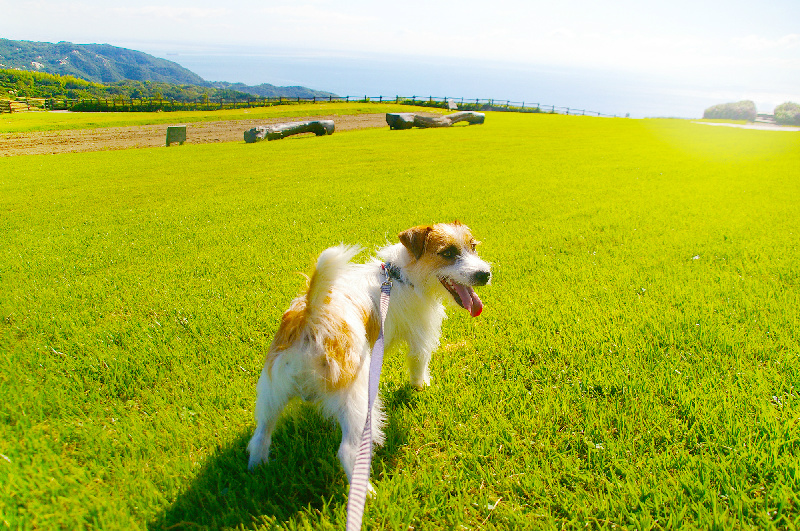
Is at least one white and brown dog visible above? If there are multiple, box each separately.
[247,221,491,485]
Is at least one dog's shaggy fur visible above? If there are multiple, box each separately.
[247,222,491,484]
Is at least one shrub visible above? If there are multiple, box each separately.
[703,100,757,121]
[774,102,800,126]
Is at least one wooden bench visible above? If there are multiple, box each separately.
[243,120,335,143]
[386,111,485,130]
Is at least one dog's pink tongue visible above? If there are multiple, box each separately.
[454,284,484,317]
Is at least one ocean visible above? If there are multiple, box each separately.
[133,44,760,119]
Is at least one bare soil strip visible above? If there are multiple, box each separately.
[0,113,390,157]
[692,121,800,132]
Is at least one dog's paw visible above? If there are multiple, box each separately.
[247,431,272,471]
[247,453,268,472]
[411,379,430,391]
[410,373,430,389]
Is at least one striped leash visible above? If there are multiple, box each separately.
[345,264,393,530]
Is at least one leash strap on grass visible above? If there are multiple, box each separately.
[345,265,392,530]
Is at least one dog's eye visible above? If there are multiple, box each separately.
[440,246,459,260]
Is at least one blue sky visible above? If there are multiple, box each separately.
[2,0,798,116]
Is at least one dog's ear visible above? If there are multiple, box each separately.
[399,225,432,260]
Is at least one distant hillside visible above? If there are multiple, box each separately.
[0,68,338,108]
[0,39,336,99]
[0,39,206,85]
[209,81,335,99]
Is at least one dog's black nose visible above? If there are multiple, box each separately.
[473,270,491,286]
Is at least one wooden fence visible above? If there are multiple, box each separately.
[387,96,619,117]
[0,100,32,113]
[3,95,619,118]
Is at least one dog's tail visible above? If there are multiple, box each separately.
[305,244,362,315]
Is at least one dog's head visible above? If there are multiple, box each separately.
[399,221,491,317]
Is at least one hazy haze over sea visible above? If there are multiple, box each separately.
[133,44,781,119]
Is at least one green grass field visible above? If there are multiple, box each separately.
[1,108,799,530]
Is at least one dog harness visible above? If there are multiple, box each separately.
[383,261,412,287]
[345,263,393,530]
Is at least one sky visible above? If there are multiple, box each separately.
[2,0,799,117]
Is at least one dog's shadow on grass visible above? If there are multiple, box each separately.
[149,384,419,530]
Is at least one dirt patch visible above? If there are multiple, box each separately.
[0,113,391,157]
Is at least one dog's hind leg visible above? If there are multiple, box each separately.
[247,364,294,470]
[324,378,385,486]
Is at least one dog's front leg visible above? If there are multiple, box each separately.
[406,318,443,389]
[406,348,433,389]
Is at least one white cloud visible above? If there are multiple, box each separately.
[112,5,230,20]
[253,4,374,25]
[735,33,800,52]
[547,28,577,40]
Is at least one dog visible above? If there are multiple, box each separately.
[247,221,491,485]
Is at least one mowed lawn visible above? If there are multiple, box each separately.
[1,109,799,530]
[0,102,434,133]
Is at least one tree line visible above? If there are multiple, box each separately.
[703,99,800,126]
[1,68,275,103]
